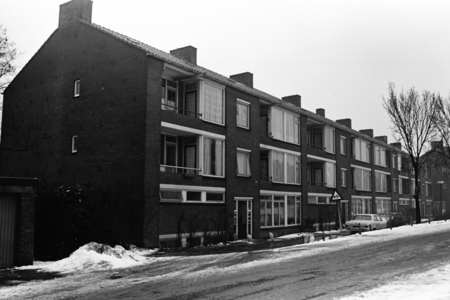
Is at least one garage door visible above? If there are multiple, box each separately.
[0,194,18,269]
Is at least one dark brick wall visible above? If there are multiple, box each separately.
[1,21,151,246]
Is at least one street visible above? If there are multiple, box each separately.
[2,223,450,300]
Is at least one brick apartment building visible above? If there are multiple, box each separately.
[1,0,443,248]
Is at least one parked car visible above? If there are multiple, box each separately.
[379,212,406,227]
[345,214,387,232]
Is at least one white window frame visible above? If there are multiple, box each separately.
[201,135,225,178]
[270,151,301,185]
[236,99,250,129]
[324,126,335,154]
[351,196,373,214]
[159,184,225,203]
[74,80,80,97]
[71,135,78,153]
[236,148,251,177]
[341,168,347,187]
[200,80,225,126]
[161,78,178,111]
[308,193,332,205]
[270,107,300,145]
[375,171,388,192]
[399,198,410,205]
[353,138,371,163]
[352,166,371,191]
[374,145,387,167]
[260,192,301,227]
[340,136,347,155]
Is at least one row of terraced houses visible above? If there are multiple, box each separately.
[1,0,448,249]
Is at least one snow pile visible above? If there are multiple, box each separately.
[21,242,157,274]
[339,263,450,300]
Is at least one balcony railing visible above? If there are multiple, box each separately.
[160,165,202,175]
[307,143,323,151]
[260,130,273,137]
[161,103,203,119]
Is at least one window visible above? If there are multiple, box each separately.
[341,168,347,187]
[397,156,402,171]
[161,78,178,111]
[202,82,224,125]
[325,162,336,187]
[260,194,301,227]
[399,177,403,194]
[393,178,397,193]
[375,172,388,192]
[374,145,387,167]
[324,126,335,154]
[426,182,432,197]
[352,197,372,214]
[160,134,178,172]
[203,137,224,177]
[159,186,225,203]
[308,194,331,204]
[399,198,409,205]
[271,107,300,144]
[340,136,347,155]
[392,154,396,169]
[74,80,80,97]
[353,138,370,163]
[237,149,251,177]
[271,151,301,184]
[353,167,371,191]
[376,198,391,213]
[71,135,78,153]
[236,100,250,129]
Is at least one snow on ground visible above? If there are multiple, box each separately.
[338,263,450,300]
[16,242,159,273]
[3,221,450,299]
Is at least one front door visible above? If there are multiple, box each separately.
[235,200,252,239]
[0,194,18,269]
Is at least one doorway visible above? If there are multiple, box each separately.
[235,199,252,239]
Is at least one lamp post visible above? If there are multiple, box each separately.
[437,181,444,219]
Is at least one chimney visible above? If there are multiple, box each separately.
[282,95,301,108]
[390,142,402,150]
[359,129,374,138]
[170,46,197,65]
[59,0,93,28]
[316,108,325,117]
[375,136,388,144]
[230,72,253,88]
[336,118,352,129]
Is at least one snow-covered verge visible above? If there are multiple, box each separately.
[15,242,158,273]
[338,263,450,300]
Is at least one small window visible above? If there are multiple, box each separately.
[74,80,80,97]
[236,100,250,129]
[237,149,251,177]
[71,135,78,153]
[206,192,224,202]
[340,136,347,155]
[160,190,183,201]
[186,191,202,201]
[341,168,347,187]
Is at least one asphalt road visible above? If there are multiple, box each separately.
[75,228,450,300]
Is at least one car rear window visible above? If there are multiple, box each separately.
[352,215,372,221]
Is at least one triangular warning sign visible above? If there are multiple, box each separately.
[330,189,344,201]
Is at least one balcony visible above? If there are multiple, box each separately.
[160,165,201,176]
[161,102,203,119]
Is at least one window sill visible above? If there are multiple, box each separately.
[261,224,301,229]
[237,174,251,178]
[237,125,250,130]
[272,181,301,186]
[202,175,225,179]
[271,137,300,146]
[202,119,225,127]
[160,200,225,204]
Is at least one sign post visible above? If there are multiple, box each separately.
[330,189,344,233]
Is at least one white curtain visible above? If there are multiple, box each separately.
[237,102,248,128]
[203,137,211,175]
[185,146,196,174]
[272,151,284,182]
[325,162,336,187]
[324,126,335,153]
[354,139,361,160]
[286,154,296,183]
[203,83,223,124]
[215,139,223,176]
[285,113,295,143]
[361,140,368,162]
[237,151,250,176]
[271,108,284,140]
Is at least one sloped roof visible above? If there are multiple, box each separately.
[81,20,400,151]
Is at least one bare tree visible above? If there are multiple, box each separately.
[430,94,450,167]
[383,82,440,224]
[0,24,18,94]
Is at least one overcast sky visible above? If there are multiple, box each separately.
[2,0,450,140]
